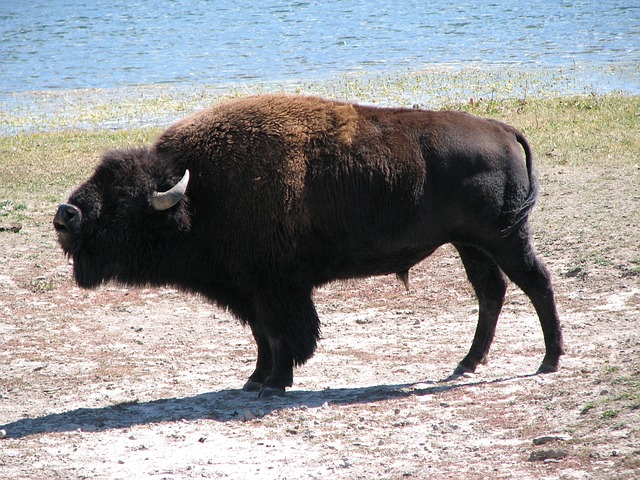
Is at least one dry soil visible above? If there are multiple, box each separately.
[1,162,639,479]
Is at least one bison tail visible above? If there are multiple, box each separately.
[501,131,538,237]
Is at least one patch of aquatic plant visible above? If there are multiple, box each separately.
[0,64,610,135]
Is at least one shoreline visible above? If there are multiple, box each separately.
[2,63,638,136]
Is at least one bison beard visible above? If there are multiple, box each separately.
[53,94,564,397]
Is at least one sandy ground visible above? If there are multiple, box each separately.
[1,162,639,479]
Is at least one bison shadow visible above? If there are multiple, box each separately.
[1,373,538,439]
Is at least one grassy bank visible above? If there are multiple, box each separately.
[1,65,613,133]
[1,128,161,205]
[1,93,638,207]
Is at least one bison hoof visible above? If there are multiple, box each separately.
[258,387,286,399]
[537,363,559,374]
[442,364,477,382]
[452,364,476,376]
[242,380,264,392]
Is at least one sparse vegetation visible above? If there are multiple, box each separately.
[2,66,604,134]
[2,91,637,201]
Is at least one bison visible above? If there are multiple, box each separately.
[54,94,564,397]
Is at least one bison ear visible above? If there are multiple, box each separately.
[150,170,190,211]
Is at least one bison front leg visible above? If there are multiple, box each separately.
[243,325,273,392]
[250,286,320,398]
[454,244,507,375]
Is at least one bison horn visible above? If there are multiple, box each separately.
[150,169,190,211]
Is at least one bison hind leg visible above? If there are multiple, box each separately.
[453,243,507,375]
[491,232,565,373]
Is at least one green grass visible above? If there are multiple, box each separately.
[0,199,28,220]
[579,364,640,422]
[0,128,161,204]
[446,94,640,167]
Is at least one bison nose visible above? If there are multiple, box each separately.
[53,203,82,234]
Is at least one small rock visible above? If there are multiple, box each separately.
[565,267,584,278]
[0,429,6,439]
[533,434,572,445]
[0,223,22,233]
[529,449,568,461]
[242,409,256,421]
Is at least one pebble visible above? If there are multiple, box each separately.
[529,449,568,462]
[0,223,22,233]
[533,434,573,445]
[242,410,256,421]
[0,429,6,439]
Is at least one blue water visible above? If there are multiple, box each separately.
[1,0,638,93]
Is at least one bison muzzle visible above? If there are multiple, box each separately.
[54,94,564,397]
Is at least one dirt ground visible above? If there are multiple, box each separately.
[1,162,638,479]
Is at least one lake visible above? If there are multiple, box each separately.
[1,0,638,93]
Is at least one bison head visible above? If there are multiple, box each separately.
[53,147,191,288]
